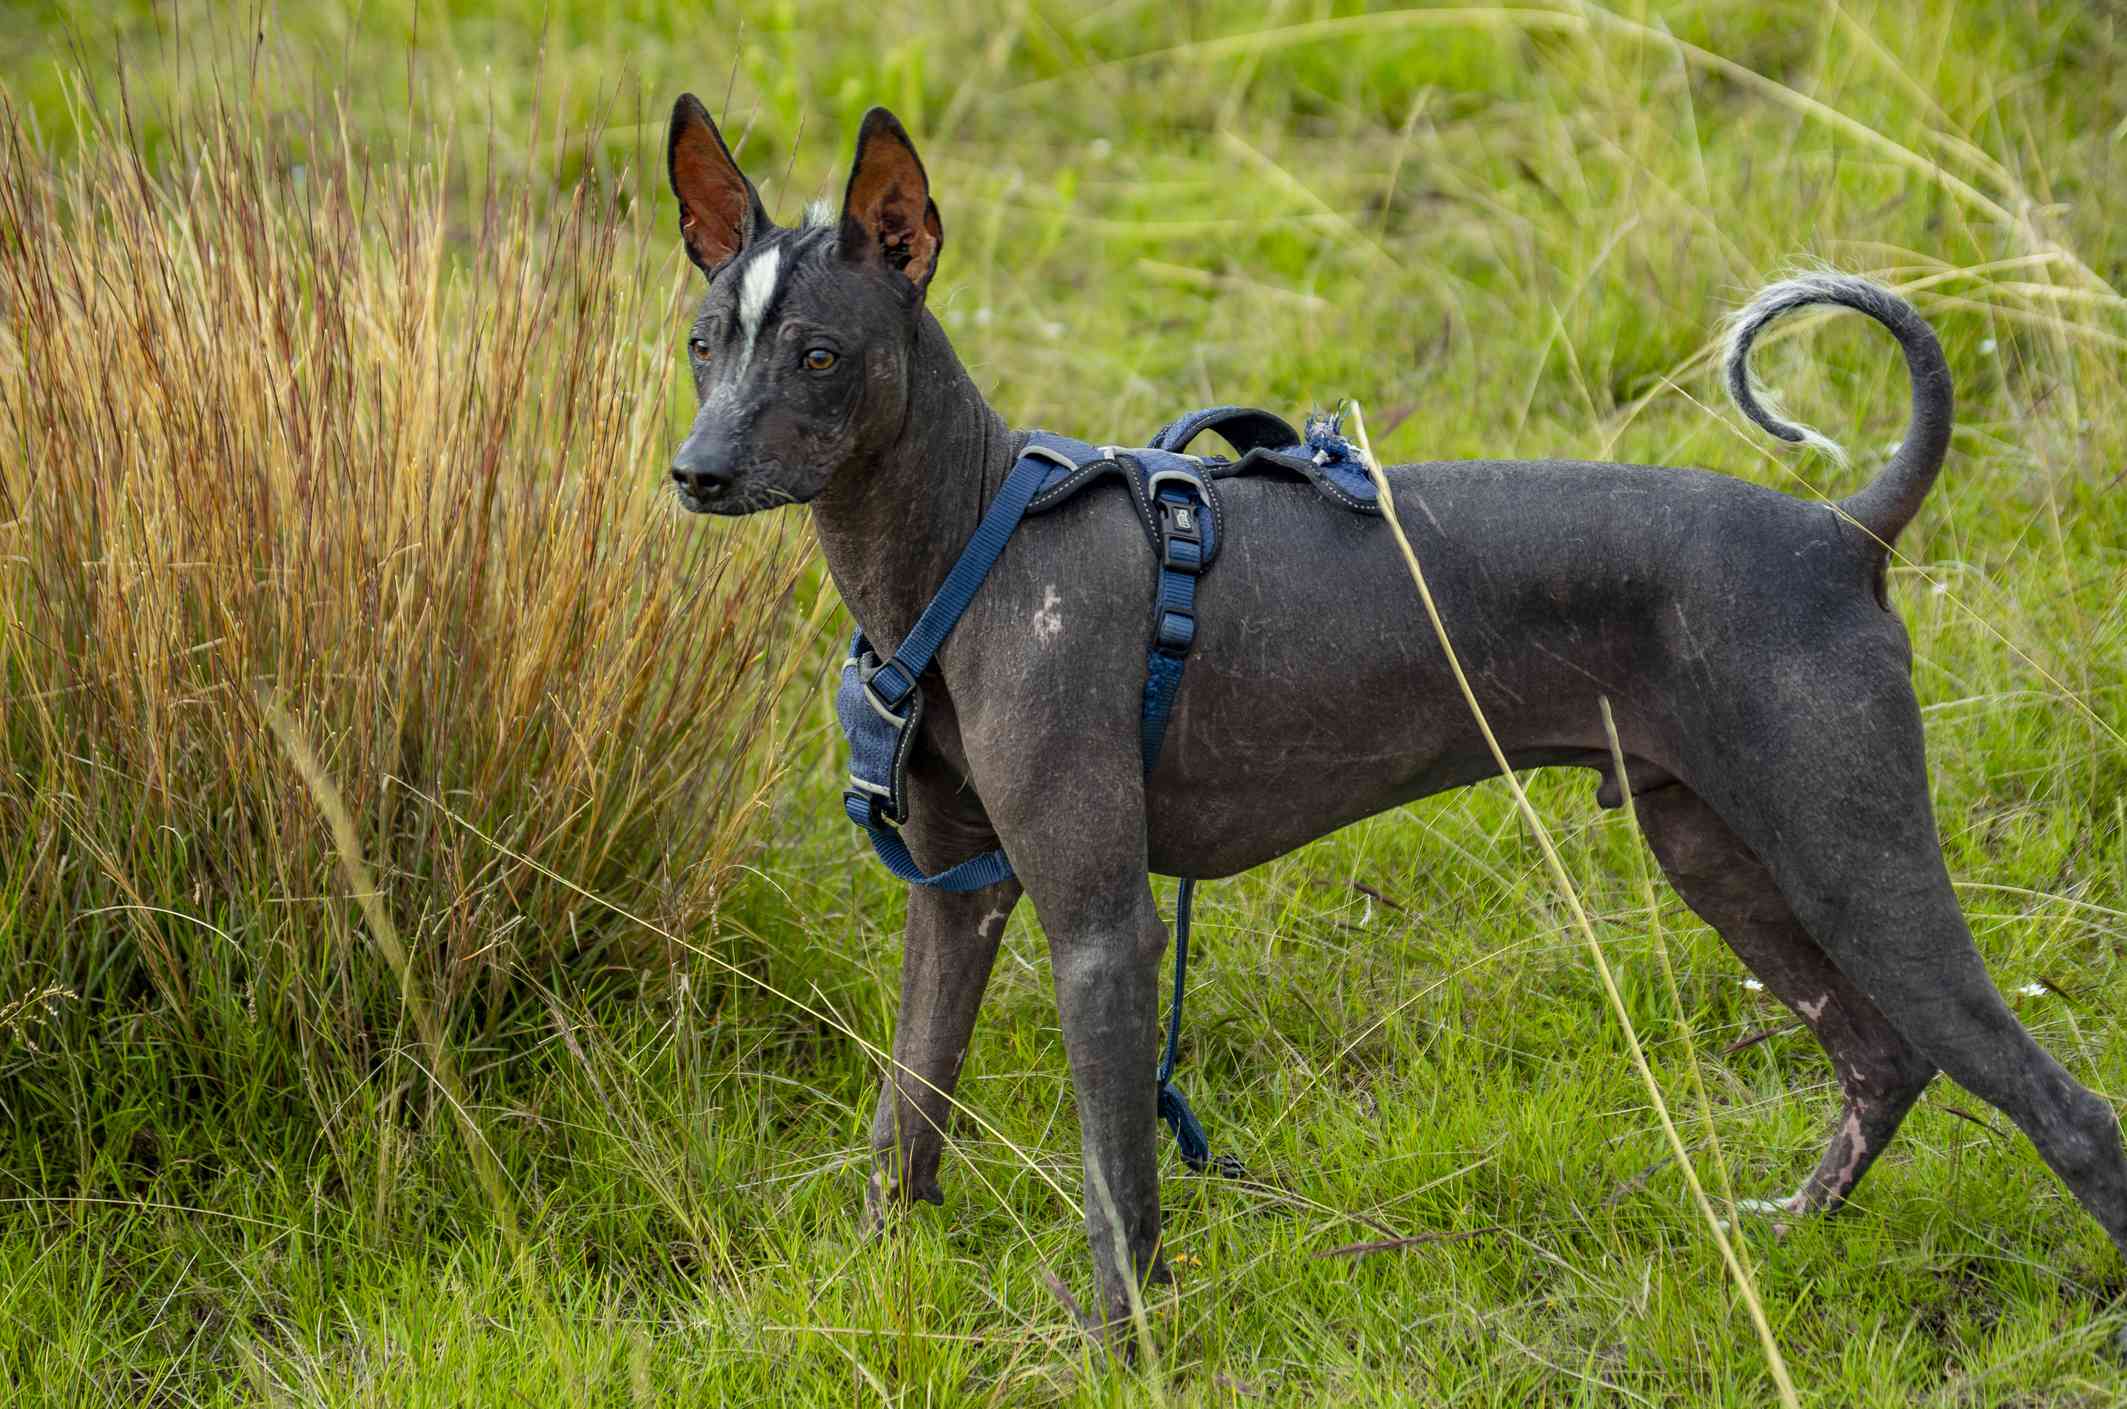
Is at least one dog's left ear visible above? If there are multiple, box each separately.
[837,107,943,299]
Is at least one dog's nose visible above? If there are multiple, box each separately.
[670,435,738,496]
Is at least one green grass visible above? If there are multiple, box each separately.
[5,1,2127,1403]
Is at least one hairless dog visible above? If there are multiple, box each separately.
[662,94,2127,1337]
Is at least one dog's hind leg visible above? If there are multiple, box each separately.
[1689,665,2127,1256]
[865,831,1022,1225]
[1632,782,1936,1215]
[1779,853,2127,1253]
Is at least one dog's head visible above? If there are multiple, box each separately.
[664,97,943,515]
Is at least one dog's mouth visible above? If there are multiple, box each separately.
[672,476,809,517]
[674,483,735,515]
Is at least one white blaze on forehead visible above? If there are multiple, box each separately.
[735,245,784,370]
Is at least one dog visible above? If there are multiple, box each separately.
[662,93,2127,1334]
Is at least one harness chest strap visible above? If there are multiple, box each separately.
[834,439,1064,891]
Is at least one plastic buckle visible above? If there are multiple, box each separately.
[1160,498,1202,557]
[861,655,917,719]
[843,786,886,828]
[1149,481,1206,576]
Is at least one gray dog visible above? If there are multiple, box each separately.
[663,95,2127,1332]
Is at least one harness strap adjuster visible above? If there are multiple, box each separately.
[843,787,882,827]
[1154,609,1196,654]
[863,657,918,715]
[1157,498,1206,575]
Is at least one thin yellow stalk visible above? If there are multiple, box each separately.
[1598,697,1751,1239]
[1344,403,1800,1409]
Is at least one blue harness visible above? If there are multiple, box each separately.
[834,405,1379,1173]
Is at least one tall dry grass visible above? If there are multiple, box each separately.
[0,91,809,1067]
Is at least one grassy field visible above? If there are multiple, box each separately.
[4,1,2127,1403]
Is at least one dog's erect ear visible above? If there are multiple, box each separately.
[668,93,769,276]
[837,107,943,298]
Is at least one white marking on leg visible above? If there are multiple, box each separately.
[1033,585,1064,644]
[736,246,783,374]
[1827,1102,1868,1196]
[978,906,1009,942]
[1798,994,1828,1022]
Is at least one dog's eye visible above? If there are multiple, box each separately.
[689,338,711,361]
[803,347,838,372]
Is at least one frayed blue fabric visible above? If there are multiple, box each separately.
[1140,652,1187,768]
[1297,410,1377,506]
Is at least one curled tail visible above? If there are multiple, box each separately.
[1723,272,1954,549]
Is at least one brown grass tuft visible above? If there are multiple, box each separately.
[0,89,808,1047]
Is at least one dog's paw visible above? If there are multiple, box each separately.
[862,1165,944,1234]
[1714,1192,1806,1242]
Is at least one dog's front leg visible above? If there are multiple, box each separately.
[866,874,1022,1222]
[951,606,1173,1338]
[1042,878,1170,1335]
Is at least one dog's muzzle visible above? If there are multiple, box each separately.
[670,427,740,510]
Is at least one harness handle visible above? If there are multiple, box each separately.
[1148,404,1302,458]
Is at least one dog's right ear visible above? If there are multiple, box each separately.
[668,93,769,276]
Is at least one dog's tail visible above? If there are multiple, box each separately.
[1723,272,1953,550]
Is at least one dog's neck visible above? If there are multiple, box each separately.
[808,310,1023,656]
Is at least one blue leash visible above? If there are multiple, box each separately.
[1153,878,1242,1176]
[1156,881,1206,1165]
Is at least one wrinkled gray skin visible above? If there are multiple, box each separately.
[664,96,2127,1338]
